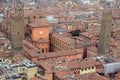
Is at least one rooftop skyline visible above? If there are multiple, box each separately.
[0,0,120,80]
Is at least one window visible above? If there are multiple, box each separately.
[46,48,48,52]
[34,16,36,19]
[42,49,44,53]
[39,16,42,18]
[92,67,95,69]
[29,29,32,34]
[37,51,40,54]
[78,71,80,73]
[28,17,30,19]
[28,17,31,23]
[23,68,25,71]
[74,71,76,74]
[88,67,91,70]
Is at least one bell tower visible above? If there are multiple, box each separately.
[11,0,24,55]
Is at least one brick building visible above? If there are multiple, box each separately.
[27,19,50,53]
[50,32,74,52]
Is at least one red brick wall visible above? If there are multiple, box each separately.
[31,27,49,41]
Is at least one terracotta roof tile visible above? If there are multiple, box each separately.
[67,59,101,70]
[30,77,42,80]
[0,53,11,59]
[38,49,83,60]
[28,19,49,27]
[80,73,109,80]
[23,40,39,58]
[54,71,70,80]
[51,32,73,45]
[90,73,109,80]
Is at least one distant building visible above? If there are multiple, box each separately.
[45,15,58,23]
[0,59,37,80]
[80,0,100,4]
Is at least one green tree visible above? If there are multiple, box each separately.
[69,30,81,36]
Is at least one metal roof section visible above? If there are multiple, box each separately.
[22,59,36,68]
[46,15,59,23]
[55,28,66,33]
[104,62,120,74]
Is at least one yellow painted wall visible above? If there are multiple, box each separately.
[27,67,37,80]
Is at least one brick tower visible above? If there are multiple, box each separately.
[98,10,112,55]
[11,0,24,55]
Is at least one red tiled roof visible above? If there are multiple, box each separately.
[80,73,109,80]
[90,73,109,80]
[30,77,42,80]
[0,32,7,37]
[38,61,52,73]
[23,40,39,58]
[23,46,38,58]
[51,32,73,45]
[67,59,100,69]
[28,19,49,27]
[0,53,11,59]
[54,71,70,80]
[38,49,83,60]
[13,53,24,62]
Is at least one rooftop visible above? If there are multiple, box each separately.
[28,19,49,28]
[38,49,83,60]
[51,32,73,45]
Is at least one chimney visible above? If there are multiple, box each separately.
[83,48,87,59]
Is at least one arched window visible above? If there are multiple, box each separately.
[42,49,44,53]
